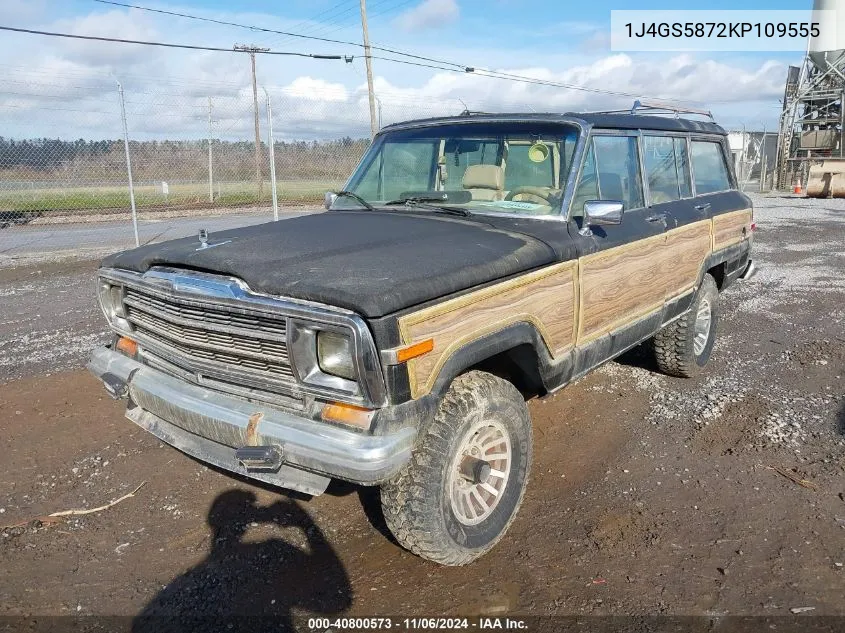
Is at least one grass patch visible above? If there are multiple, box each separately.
[0,179,341,216]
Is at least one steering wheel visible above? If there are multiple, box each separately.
[504,186,559,205]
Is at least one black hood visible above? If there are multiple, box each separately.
[101,210,557,318]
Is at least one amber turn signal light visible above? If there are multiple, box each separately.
[116,336,138,357]
[396,338,434,363]
[321,402,375,429]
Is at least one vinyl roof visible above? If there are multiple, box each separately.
[380,112,726,136]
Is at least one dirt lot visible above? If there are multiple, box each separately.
[1,195,844,631]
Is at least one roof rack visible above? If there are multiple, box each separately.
[588,99,715,121]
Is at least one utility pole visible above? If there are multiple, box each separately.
[234,43,269,202]
[264,88,279,221]
[207,96,214,204]
[116,80,139,247]
[358,0,378,138]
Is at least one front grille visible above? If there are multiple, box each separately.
[122,285,300,399]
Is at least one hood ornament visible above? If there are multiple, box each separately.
[195,228,231,251]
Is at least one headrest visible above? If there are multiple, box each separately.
[462,164,504,191]
[598,172,624,201]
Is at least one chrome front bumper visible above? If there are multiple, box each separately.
[88,347,415,496]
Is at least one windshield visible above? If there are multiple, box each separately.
[338,121,580,216]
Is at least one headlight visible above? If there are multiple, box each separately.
[97,280,127,323]
[289,321,361,395]
[317,330,356,381]
[317,331,357,380]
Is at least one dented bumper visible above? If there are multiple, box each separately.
[87,346,415,496]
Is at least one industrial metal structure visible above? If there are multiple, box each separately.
[776,0,845,196]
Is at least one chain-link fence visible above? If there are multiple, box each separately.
[0,79,361,260]
[0,71,484,261]
[727,129,778,193]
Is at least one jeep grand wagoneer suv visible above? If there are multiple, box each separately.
[90,103,755,565]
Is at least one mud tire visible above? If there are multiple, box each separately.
[380,371,532,566]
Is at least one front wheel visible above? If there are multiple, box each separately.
[380,371,532,566]
[653,273,719,378]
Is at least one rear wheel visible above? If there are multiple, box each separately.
[380,371,532,566]
[653,273,719,378]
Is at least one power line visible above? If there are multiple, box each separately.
[368,0,418,21]
[91,0,470,70]
[3,17,713,104]
[366,55,648,100]
[0,26,346,59]
[283,0,416,50]
[0,23,656,101]
[259,0,364,48]
[85,0,676,102]
[278,0,411,43]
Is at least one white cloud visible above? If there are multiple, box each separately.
[282,77,348,102]
[0,3,788,141]
[52,9,161,67]
[395,0,459,32]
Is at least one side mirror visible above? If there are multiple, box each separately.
[584,200,624,226]
[324,191,337,210]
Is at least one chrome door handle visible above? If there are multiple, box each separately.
[646,214,666,223]
[694,203,711,211]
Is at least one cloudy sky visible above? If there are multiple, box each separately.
[0,0,811,140]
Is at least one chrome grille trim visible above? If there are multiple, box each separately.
[125,301,291,365]
[142,350,305,411]
[99,266,388,408]
[123,290,287,341]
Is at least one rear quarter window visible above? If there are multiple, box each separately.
[691,140,732,194]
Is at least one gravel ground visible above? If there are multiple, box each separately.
[0,194,844,630]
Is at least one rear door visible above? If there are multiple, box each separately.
[641,133,712,306]
[641,133,697,228]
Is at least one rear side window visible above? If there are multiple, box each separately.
[690,141,732,194]
[643,136,692,203]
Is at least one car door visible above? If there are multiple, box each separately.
[569,131,669,347]
[641,134,712,310]
[688,137,754,257]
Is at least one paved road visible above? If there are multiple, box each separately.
[0,210,314,265]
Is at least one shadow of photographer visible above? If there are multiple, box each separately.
[132,489,352,633]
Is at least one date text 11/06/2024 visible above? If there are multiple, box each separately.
[307,617,529,630]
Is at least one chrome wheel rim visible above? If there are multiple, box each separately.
[693,297,712,356]
[448,420,511,526]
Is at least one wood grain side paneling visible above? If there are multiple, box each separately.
[663,221,713,298]
[578,232,667,344]
[399,262,578,399]
[578,220,712,345]
[712,208,752,250]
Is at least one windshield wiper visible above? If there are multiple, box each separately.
[333,190,375,211]
[384,196,471,217]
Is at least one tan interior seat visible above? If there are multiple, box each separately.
[462,164,505,201]
[649,189,675,204]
